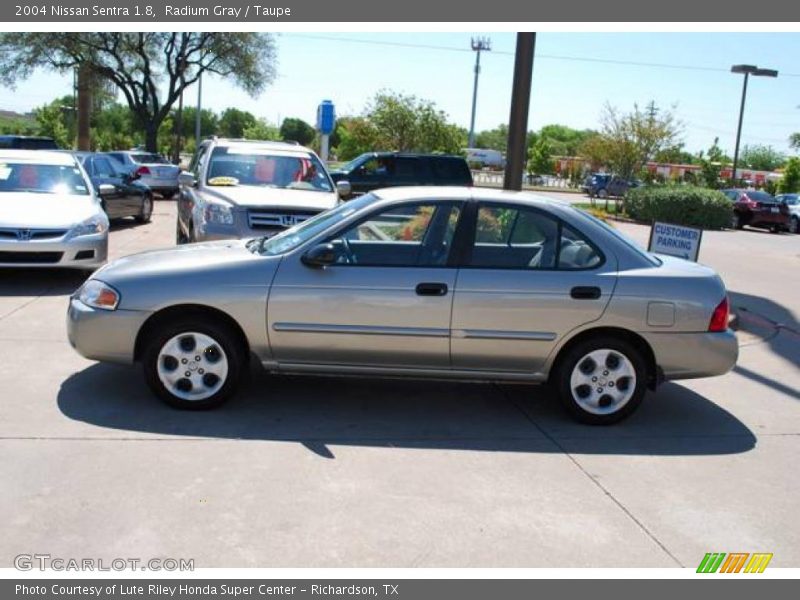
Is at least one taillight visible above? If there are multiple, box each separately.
[136,166,151,176]
[708,297,730,332]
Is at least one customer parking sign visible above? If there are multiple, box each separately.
[647,221,703,262]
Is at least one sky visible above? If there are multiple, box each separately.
[3,32,800,155]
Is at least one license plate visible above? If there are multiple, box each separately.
[771,207,779,213]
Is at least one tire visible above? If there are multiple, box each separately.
[731,212,743,230]
[175,220,189,245]
[596,188,609,199]
[790,216,799,234]
[135,194,153,224]
[142,318,246,410]
[554,336,648,425]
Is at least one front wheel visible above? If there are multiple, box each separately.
[143,320,246,409]
[135,194,153,224]
[554,337,647,425]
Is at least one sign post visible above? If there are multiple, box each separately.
[647,221,703,262]
[316,100,336,162]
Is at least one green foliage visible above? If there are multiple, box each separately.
[777,157,800,194]
[218,108,257,138]
[0,113,37,135]
[536,124,596,156]
[334,117,379,161]
[740,144,785,171]
[280,117,315,146]
[696,137,728,189]
[626,185,732,229]
[32,99,74,148]
[527,138,553,175]
[243,118,280,141]
[475,124,508,150]
[790,133,800,151]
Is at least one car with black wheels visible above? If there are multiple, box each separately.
[722,189,790,233]
[73,152,153,224]
[328,152,473,199]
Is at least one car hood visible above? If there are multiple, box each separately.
[202,185,338,210]
[0,193,101,228]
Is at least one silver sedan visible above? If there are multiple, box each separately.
[67,187,738,424]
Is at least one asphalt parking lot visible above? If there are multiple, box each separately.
[1,197,798,568]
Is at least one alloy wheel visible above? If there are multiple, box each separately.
[156,332,229,401]
[569,348,637,415]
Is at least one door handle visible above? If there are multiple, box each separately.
[570,286,601,300]
[416,282,448,296]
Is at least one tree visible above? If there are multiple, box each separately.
[588,102,683,180]
[33,99,73,149]
[739,144,785,171]
[475,124,508,150]
[280,118,315,146]
[243,118,280,141]
[697,137,728,189]
[527,138,553,175]
[217,108,257,138]
[0,33,277,151]
[537,124,595,157]
[789,132,800,151]
[334,117,380,161]
[777,157,800,193]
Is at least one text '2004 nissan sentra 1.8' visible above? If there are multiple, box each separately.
[67,187,738,424]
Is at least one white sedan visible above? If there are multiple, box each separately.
[0,149,108,269]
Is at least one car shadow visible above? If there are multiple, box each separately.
[0,268,89,297]
[58,363,756,459]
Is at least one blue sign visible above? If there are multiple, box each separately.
[316,100,336,135]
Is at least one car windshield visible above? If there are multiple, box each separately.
[206,147,333,192]
[131,153,169,164]
[0,162,89,196]
[250,194,378,256]
[338,153,371,173]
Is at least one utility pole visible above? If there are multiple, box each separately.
[503,33,536,191]
[468,37,491,148]
[194,72,203,146]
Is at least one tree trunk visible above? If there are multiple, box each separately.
[144,123,159,153]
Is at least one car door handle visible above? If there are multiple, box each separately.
[570,286,601,300]
[416,282,448,296]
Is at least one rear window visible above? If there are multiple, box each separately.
[131,153,169,164]
[0,137,58,150]
[747,191,776,203]
[431,157,472,183]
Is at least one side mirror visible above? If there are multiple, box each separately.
[97,183,115,197]
[178,170,197,187]
[301,243,337,268]
[336,180,352,199]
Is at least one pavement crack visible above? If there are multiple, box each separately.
[493,383,685,567]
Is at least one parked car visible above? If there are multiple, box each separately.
[0,135,58,150]
[328,152,473,198]
[775,193,799,234]
[67,187,737,425]
[176,138,342,244]
[105,151,180,199]
[582,173,637,198]
[0,149,107,269]
[721,189,790,233]
[72,152,153,223]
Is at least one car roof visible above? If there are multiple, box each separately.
[368,151,465,159]
[207,138,315,154]
[0,149,77,165]
[371,186,572,209]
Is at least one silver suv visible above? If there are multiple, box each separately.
[176,138,345,243]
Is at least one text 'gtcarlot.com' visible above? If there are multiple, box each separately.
[14,554,193,571]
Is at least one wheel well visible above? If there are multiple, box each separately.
[133,304,250,362]
[549,327,659,390]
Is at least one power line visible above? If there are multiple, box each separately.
[283,33,800,78]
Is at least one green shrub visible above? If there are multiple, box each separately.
[625,185,731,229]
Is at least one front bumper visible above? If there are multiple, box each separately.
[0,233,108,269]
[67,297,151,365]
[641,329,739,380]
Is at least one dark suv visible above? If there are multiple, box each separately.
[329,152,473,198]
[722,189,790,233]
[581,173,637,198]
[0,135,58,150]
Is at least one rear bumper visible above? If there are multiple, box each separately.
[0,233,107,269]
[640,329,738,380]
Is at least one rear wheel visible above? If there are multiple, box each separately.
[554,336,647,425]
[790,216,799,234]
[176,220,189,245]
[143,319,246,410]
[135,194,153,224]
[731,212,743,229]
[161,191,175,200]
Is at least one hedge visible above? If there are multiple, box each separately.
[625,185,731,229]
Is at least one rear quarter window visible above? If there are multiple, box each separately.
[431,157,472,183]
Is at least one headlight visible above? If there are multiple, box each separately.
[203,202,234,225]
[78,280,120,311]
[70,214,109,238]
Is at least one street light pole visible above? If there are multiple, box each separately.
[467,37,491,148]
[503,33,536,191]
[730,64,778,185]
